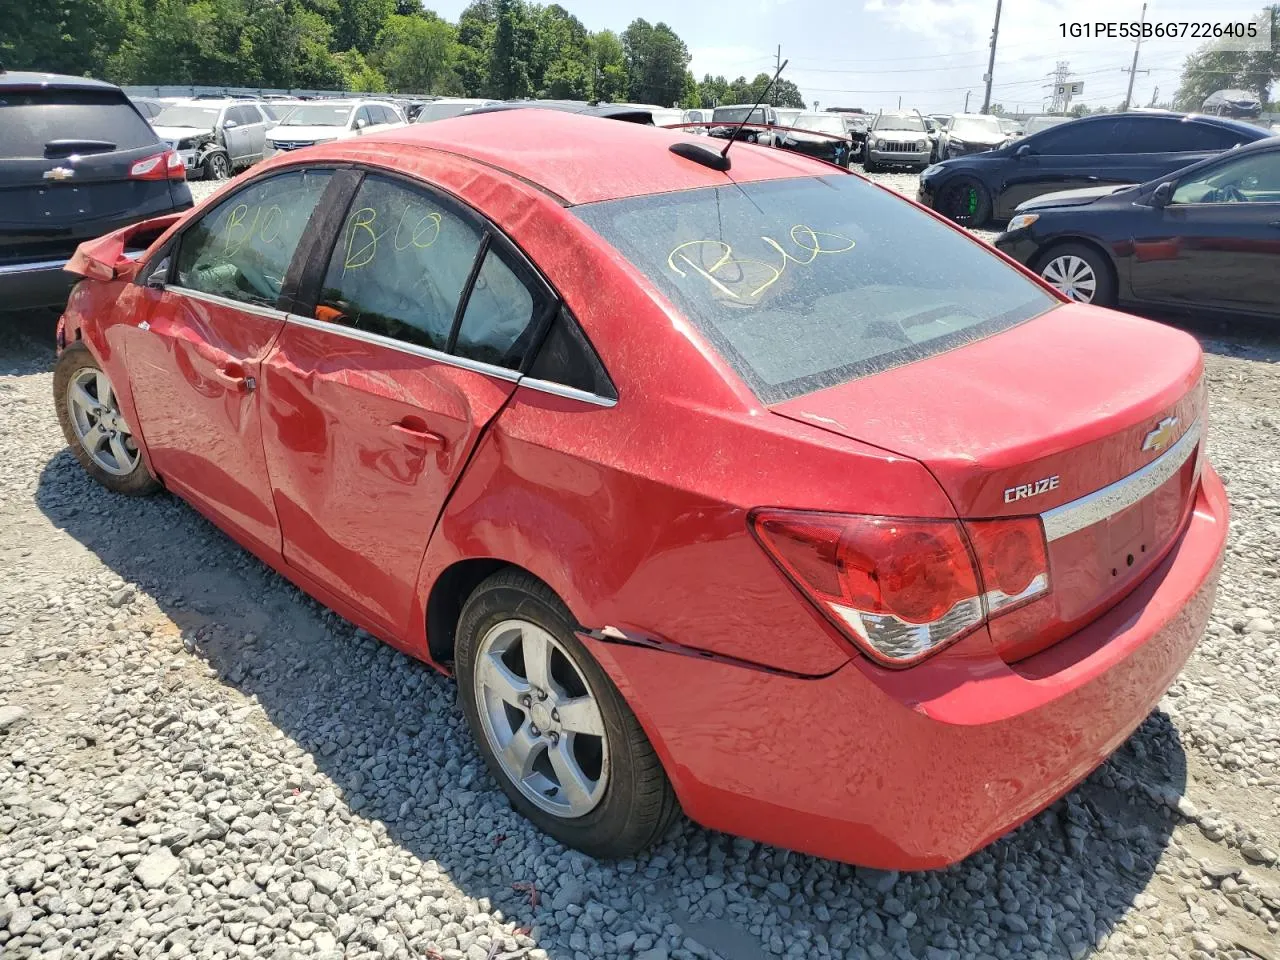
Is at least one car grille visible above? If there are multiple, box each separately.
[877,140,922,152]
[272,140,314,151]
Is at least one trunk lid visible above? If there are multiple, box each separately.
[772,303,1206,661]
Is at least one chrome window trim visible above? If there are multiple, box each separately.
[167,285,291,322]
[1040,419,1202,542]
[0,258,69,276]
[284,312,521,382]
[519,377,618,408]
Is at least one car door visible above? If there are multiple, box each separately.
[995,118,1126,218]
[124,167,335,553]
[243,105,270,161]
[1129,149,1280,316]
[259,170,555,635]
[221,106,251,165]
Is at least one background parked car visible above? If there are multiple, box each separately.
[1022,115,1069,137]
[863,110,931,172]
[0,70,192,311]
[129,96,164,120]
[994,136,1280,319]
[775,107,803,128]
[414,98,500,122]
[777,112,855,166]
[1202,88,1264,120]
[681,108,709,134]
[265,99,406,155]
[151,99,273,180]
[998,117,1023,139]
[649,107,685,128]
[939,113,1008,159]
[918,111,1269,227]
[842,114,870,160]
[708,104,780,145]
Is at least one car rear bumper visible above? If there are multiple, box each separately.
[589,465,1227,869]
[0,259,78,311]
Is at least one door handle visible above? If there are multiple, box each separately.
[214,365,255,392]
[391,422,446,449]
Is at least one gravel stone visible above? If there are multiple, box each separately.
[1,169,1277,960]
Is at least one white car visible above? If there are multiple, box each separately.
[150,99,275,180]
[864,110,933,172]
[265,100,407,155]
[413,98,500,122]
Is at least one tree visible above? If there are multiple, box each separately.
[0,0,127,77]
[771,76,805,109]
[373,12,457,93]
[455,0,496,95]
[335,49,387,92]
[695,73,729,108]
[589,29,628,102]
[333,0,396,55]
[621,18,689,106]
[490,0,534,99]
[531,4,591,99]
[1175,5,1279,109]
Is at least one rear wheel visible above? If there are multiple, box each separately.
[936,176,992,227]
[54,344,159,496]
[1035,242,1116,306]
[456,570,680,859]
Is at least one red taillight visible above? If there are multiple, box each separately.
[130,150,185,181]
[752,510,1050,667]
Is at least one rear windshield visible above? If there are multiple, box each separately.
[0,90,157,159]
[573,175,1055,402]
[714,106,768,124]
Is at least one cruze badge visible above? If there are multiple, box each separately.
[1142,416,1179,453]
[1004,475,1060,504]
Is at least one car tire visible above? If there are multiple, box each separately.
[1034,242,1117,307]
[202,153,230,181]
[54,343,160,497]
[936,176,992,227]
[864,159,880,173]
[455,569,680,859]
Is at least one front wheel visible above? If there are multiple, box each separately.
[456,570,680,859]
[54,344,160,496]
[1035,242,1116,306]
[201,152,230,181]
[936,176,992,227]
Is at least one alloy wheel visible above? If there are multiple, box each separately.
[65,368,140,477]
[473,618,609,819]
[1041,255,1097,302]
[209,154,230,180]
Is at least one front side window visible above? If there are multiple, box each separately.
[1172,151,1280,204]
[573,175,1055,402]
[315,175,484,350]
[174,169,332,307]
[1028,119,1115,155]
[152,105,220,131]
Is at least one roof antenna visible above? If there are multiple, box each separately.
[668,58,789,173]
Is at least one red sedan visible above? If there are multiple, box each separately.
[52,111,1227,869]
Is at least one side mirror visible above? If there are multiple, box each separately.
[355,118,368,130]
[1015,143,1032,159]
[223,119,238,129]
[1151,181,1174,207]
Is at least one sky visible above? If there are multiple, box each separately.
[429,0,1273,114]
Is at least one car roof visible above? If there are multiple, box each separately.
[354,109,834,205]
[0,70,120,92]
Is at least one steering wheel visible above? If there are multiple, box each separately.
[1217,183,1247,203]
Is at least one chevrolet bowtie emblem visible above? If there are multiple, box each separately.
[1142,416,1179,453]
[43,166,75,181]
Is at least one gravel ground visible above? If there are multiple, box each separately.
[1,167,1278,960]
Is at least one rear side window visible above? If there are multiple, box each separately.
[573,175,1055,403]
[454,246,551,369]
[314,175,484,350]
[1029,119,1117,155]
[0,90,157,159]
[175,170,332,307]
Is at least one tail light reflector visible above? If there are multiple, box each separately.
[130,150,185,181]
[751,510,1050,667]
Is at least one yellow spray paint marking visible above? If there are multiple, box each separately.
[667,225,856,304]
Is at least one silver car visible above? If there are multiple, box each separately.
[863,110,932,172]
[150,99,273,180]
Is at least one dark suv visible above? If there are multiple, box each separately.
[0,70,193,311]
[917,111,1268,227]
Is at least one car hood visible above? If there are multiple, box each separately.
[152,125,212,140]
[1017,183,1140,211]
[268,125,347,142]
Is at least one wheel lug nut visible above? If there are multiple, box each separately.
[520,695,531,707]
[548,732,560,745]
[530,725,541,737]
[537,689,548,701]
[551,709,559,721]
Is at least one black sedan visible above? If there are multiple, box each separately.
[993,136,1280,320]
[917,111,1269,227]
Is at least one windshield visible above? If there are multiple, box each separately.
[793,115,847,135]
[416,102,481,122]
[279,104,353,127]
[1023,116,1067,135]
[951,116,1005,139]
[873,113,924,131]
[573,176,1054,402]
[713,106,768,124]
[153,105,220,128]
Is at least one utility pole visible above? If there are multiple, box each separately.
[1121,2,1149,111]
[1147,85,1159,108]
[773,45,781,105]
[898,95,902,109]
[980,0,1003,113]
[964,90,972,112]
